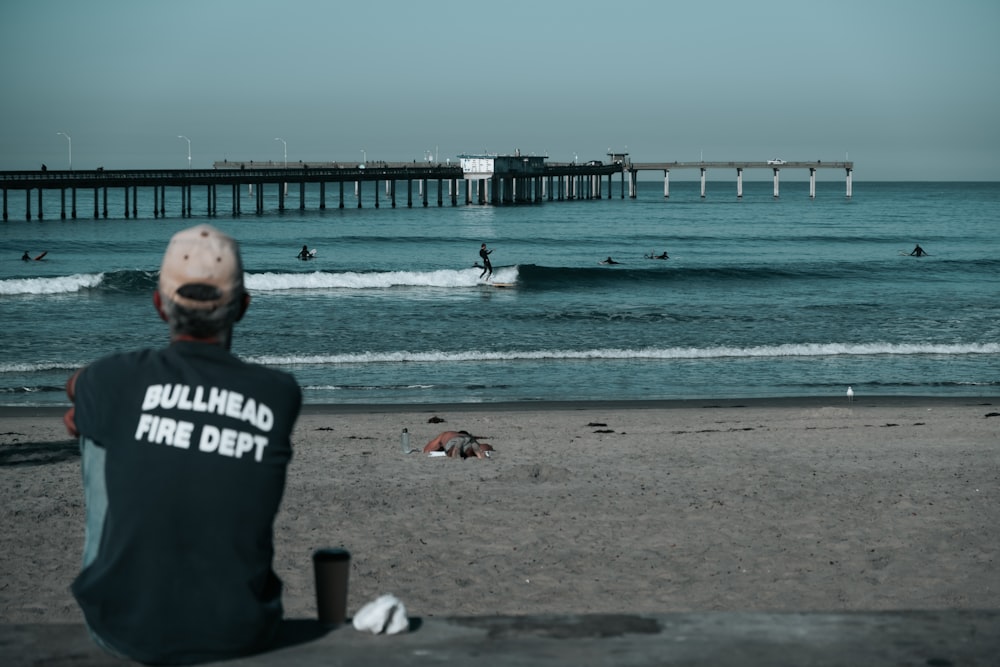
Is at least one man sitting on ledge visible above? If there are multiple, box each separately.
[63,224,302,665]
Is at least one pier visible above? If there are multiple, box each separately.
[626,160,854,200]
[0,164,466,221]
[0,157,853,221]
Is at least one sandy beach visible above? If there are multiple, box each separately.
[1,397,997,625]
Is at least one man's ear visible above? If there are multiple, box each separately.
[153,291,168,321]
[235,292,251,322]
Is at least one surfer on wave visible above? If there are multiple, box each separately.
[600,256,621,265]
[479,243,494,279]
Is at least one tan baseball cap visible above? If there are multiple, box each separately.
[158,224,244,310]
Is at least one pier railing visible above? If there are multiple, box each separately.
[0,165,465,188]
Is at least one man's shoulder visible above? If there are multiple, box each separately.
[237,363,303,415]
[231,355,302,396]
[85,347,161,372]
[75,348,163,396]
[241,361,300,387]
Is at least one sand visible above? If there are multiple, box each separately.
[1,397,998,625]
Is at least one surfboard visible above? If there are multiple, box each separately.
[34,251,48,261]
[490,282,516,288]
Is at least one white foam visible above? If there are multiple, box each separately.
[0,361,81,374]
[0,273,103,296]
[249,342,1000,367]
[244,266,518,291]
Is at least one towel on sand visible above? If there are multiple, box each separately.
[352,594,409,635]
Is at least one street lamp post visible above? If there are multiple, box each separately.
[274,137,288,197]
[177,135,191,169]
[274,137,287,168]
[57,131,72,170]
[361,148,366,166]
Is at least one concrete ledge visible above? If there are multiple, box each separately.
[3,611,998,666]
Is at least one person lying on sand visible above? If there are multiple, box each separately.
[422,430,493,459]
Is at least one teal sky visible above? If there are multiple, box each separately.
[2,0,998,180]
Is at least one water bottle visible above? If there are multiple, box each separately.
[400,428,411,453]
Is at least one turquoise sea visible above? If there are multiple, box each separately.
[1,178,998,407]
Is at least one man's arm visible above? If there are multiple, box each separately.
[422,432,447,453]
[63,368,83,436]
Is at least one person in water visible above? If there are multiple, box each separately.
[297,244,311,260]
[910,244,928,257]
[646,250,669,259]
[601,257,620,265]
[479,243,494,279]
[22,251,30,261]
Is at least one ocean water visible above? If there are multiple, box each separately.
[1,178,998,407]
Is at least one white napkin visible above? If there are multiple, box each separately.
[352,594,409,635]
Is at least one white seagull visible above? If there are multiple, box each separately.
[846,386,854,403]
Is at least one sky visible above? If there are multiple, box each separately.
[2,0,998,180]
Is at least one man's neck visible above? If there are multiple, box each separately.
[170,333,231,350]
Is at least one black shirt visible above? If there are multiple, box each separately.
[71,341,301,664]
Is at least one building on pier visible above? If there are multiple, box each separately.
[458,152,548,205]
